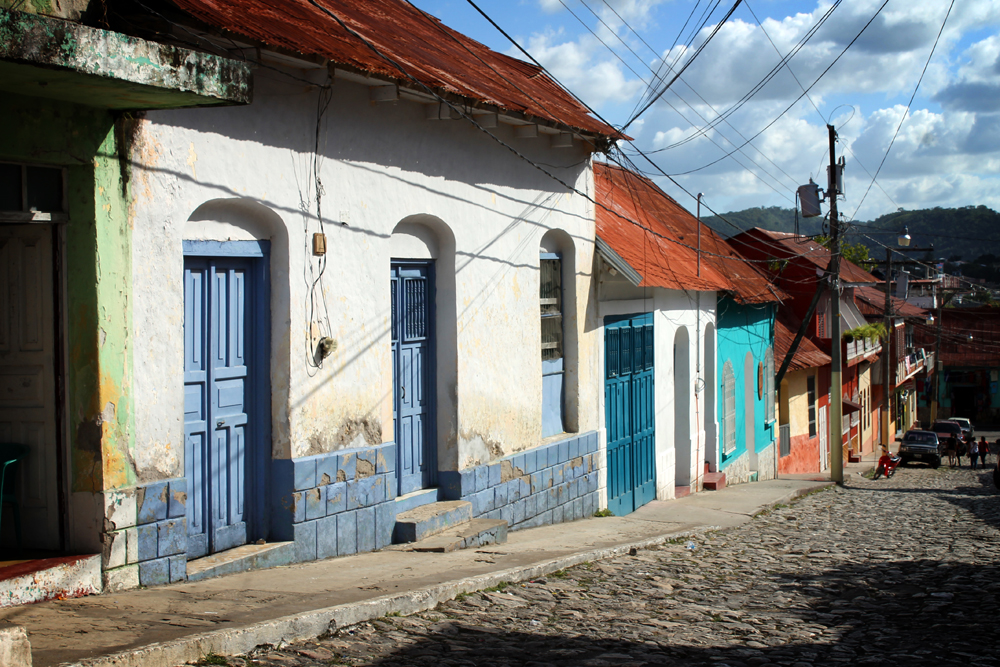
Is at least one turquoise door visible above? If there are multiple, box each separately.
[605,313,656,516]
[184,246,269,558]
[391,262,435,496]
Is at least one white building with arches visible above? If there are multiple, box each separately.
[593,164,783,513]
[88,0,623,588]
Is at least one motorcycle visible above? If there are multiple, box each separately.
[873,451,902,480]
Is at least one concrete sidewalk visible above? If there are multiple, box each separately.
[0,467,867,667]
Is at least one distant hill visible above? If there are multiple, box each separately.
[703,204,1000,264]
[702,206,826,238]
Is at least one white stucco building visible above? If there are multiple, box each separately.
[83,0,622,589]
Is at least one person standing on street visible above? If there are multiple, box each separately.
[946,435,959,467]
[979,436,990,467]
[969,437,980,470]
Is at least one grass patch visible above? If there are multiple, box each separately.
[455,592,470,602]
[550,569,569,579]
[483,581,511,593]
[194,653,230,666]
[384,611,401,617]
[593,508,614,517]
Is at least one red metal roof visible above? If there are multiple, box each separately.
[775,317,830,372]
[594,163,783,304]
[730,228,880,285]
[169,0,620,138]
[853,285,928,319]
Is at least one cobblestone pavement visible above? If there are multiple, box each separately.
[196,462,1000,667]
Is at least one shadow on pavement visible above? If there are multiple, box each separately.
[275,558,1000,667]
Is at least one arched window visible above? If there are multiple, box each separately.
[764,348,775,423]
[540,251,564,436]
[723,360,736,455]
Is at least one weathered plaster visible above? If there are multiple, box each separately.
[0,7,250,108]
[130,69,600,479]
[0,92,136,494]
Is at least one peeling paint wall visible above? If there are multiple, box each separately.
[131,69,600,478]
[0,92,136,556]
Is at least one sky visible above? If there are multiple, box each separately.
[408,0,1000,224]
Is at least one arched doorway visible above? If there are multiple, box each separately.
[703,323,717,472]
[390,217,457,493]
[674,327,691,487]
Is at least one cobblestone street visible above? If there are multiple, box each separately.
[205,461,1000,667]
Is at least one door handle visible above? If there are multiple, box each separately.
[217,419,225,428]
[401,385,406,400]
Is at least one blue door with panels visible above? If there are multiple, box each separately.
[184,242,269,558]
[391,262,435,496]
[605,313,656,516]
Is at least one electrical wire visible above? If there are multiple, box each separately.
[623,0,743,132]
[851,0,957,220]
[643,0,842,155]
[665,0,888,177]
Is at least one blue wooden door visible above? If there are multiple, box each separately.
[184,257,255,557]
[391,263,435,496]
[605,313,656,516]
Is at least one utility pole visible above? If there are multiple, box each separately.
[931,290,944,422]
[828,124,844,484]
[882,247,893,449]
[872,236,932,443]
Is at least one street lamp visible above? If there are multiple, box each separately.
[898,226,911,247]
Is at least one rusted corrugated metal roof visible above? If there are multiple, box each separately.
[169,0,620,138]
[854,285,928,319]
[594,163,783,304]
[733,228,879,285]
[775,317,830,372]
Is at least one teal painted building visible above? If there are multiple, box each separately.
[716,295,777,483]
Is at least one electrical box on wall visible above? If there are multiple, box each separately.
[313,233,327,256]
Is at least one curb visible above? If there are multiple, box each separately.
[60,484,832,667]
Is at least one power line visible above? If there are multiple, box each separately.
[851,0,957,220]
[645,0,842,155]
[666,0,889,177]
[623,0,743,131]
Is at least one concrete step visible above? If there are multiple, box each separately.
[674,485,691,499]
[703,472,726,491]
[394,500,472,543]
[187,541,295,582]
[393,487,439,515]
[403,518,508,553]
[0,554,100,608]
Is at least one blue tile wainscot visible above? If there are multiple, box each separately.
[438,431,600,529]
[272,442,398,563]
[101,478,189,590]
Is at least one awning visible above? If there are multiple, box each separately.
[842,398,863,414]
[595,235,643,286]
[1,8,251,109]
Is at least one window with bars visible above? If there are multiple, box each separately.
[541,253,565,436]
[807,375,817,438]
[723,361,736,455]
[540,257,563,362]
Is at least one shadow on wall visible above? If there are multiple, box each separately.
[186,197,292,457]
[148,77,591,196]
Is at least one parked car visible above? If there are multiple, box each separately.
[898,430,942,468]
[931,420,963,441]
[951,417,974,439]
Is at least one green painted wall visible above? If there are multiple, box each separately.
[1,92,136,492]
